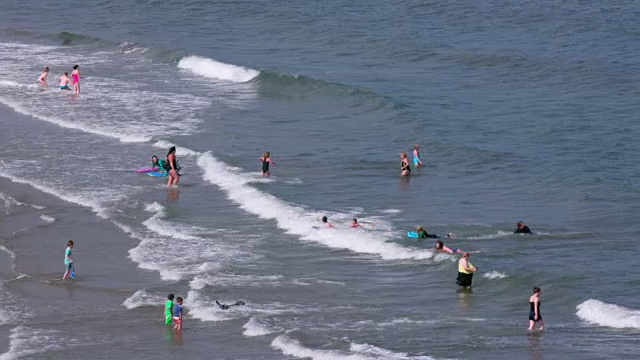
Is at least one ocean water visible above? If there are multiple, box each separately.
[0,1,639,359]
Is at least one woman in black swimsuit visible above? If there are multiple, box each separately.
[166,146,180,186]
[400,152,411,176]
[528,286,544,331]
[259,151,274,177]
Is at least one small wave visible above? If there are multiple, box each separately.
[576,299,640,329]
[0,97,152,143]
[0,327,63,360]
[57,31,101,46]
[483,271,507,280]
[242,317,276,337]
[271,335,434,360]
[196,151,439,261]
[122,289,159,309]
[379,209,403,214]
[467,230,513,240]
[177,55,259,83]
[0,173,107,218]
[38,215,55,223]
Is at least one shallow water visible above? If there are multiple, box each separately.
[0,1,639,359]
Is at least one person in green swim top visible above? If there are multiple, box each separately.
[416,226,438,238]
[164,294,174,326]
[151,155,167,173]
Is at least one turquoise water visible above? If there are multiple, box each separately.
[0,1,639,359]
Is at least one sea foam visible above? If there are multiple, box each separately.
[576,299,640,329]
[178,55,259,83]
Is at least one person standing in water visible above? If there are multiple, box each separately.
[456,252,476,289]
[412,144,423,167]
[164,294,174,327]
[259,151,275,177]
[71,65,80,94]
[62,240,75,280]
[165,146,180,186]
[528,286,544,331]
[38,67,49,87]
[400,152,411,176]
[172,296,184,331]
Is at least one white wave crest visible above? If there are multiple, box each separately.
[196,152,439,261]
[242,317,276,337]
[576,299,640,329]
[177,55,259,83]
[482,271,507,279]
[38,215,56,223]
[271,335,434,360]
[122,289,160,309]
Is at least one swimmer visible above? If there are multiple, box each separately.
[259,151,275,177]
[435,240,463,254]
[412,144,423,167]
[456,252,476,289]
[151,155,166,172]
[350,218,360,228]
[172,296,183,331]
[321,216,333,228]
[514,221,532,234]
[62,240,75,280]
[400,152,411,176]
[71,65,80,94]
[415,226,438,238]
[58,72,71,90]
[38,67,49,87]
[528,286,544,331]
[164,294,174,326]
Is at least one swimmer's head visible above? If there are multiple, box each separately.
[152,155,158,163]
[73,65,79,70]
[167,146,176,156]
[400,152,407,159]
[167,294,174,300]
[67,240,74,247]
[263,151,270,158]
[176,296,183,304]
[413,144,420,150]
[533,286,541,294]
[462,252,470,259]
[352,218,358,224]
[322,216,328,223]
[517,221,525,228]
[43,67,49,72]
[64,72,68,76]
[447,233,455,238]
[416,226,424,232]
[435,240,443,249]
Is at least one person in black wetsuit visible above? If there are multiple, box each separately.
[400,152,411,176]
[514,221,532,234]
[416,226,438,238]
[528,286,544,331]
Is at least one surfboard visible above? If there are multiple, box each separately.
[407,231,419,238]
[136,167,157,173]
[147,171,168,177]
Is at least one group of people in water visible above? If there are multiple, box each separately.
[38,65,80,93]
[148,146,181,186]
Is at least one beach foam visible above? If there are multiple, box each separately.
[122,289,160,309]
[178,55,259,83]
[242,317,276,337]
[482,271,507,279]
[576,299,640,329]
[271,335,435,360]
[196,151,440,261]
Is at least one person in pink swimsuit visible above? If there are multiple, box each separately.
[71,65,80,93]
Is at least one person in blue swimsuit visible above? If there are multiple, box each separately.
[412,144,423,167]
[62,240,75,280]
[172,296,184,331]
